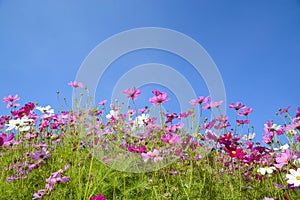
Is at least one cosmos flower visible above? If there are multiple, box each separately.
[68,81,84,88]
[228,102,245,110]
[286,168,300,187]
[257,166,276,175]
[123,87,141,100]
[141,149,163,162]
[274,149,290,169]
[189,96,210,106]
[2,94,20,108]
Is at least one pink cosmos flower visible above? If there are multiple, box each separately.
[2,94,20,108]
[205,130,218,142]
[236,119,250,125]
[280,106,291,115]
[141,149,163,162]
[189,96,210,106]
[161,133,182,144]
[202,101,223,110]
[274,149,290,168]
[68,81,84,88]
[238,107,253,116]
[0,133,14,146]
[123,87,141,100]
[228,102,245,110]
[149,91,169,105]
[98,100,107,106]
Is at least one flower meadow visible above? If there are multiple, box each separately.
[1,82,300,200]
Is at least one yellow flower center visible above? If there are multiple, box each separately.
[231,151,236,155]
[151,153,155,157]
[284,158,288,163]
[169,139,173,144]
[296,176,300,180]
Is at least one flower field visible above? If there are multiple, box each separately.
[0,82,300,200]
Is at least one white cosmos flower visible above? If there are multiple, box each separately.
[273,144,289,152]
[106,110,119,120]
[133,114,149,127]
[242,132,256,140]
[36,105,54,114]
[257,166,276,175]
[6,116,34,132]
[271,124,281,131]
[286,168,300,187]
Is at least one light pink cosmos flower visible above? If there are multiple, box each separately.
[141,149,163,162]
[2,94,20,108]
[202,101,223,110]
[228,102,245,110]
[123,87,141,100]
[68,81,84,88]
[189,96,210,106]
[205,130,218,142]
[98,100,107,106]
[149,91,169,105]
[274,149,290,168]
[161,133,182,145]
[238,107,253,116]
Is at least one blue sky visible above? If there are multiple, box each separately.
[1,0,300,142]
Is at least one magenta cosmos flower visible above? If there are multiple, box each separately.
[68,81,84,88]
[123,87,141,100]
[90,194,106,200]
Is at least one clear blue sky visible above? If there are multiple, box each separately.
[1,0,300,142]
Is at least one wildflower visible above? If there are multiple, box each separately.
[36,105,54,115]
[238,107,253,116]
[228,102,245,110]
[106,110,119,120]
[225,147,245,160]
[189,96,210,106]
[274,149,290,168]
[6,116,34,132]
[286,168,300,187]
[257,166,276,175]
[149,90,169,105]
[236,119,250,125]
[2,94,20,108]
[141,149,163,162]
[0,133,14,146]
[161,133,182,145]
[123,87,141,100]
[98,100,107,106]
[165,112,177,123]
[133,113,149,128]
[242,133,256,140]
[261,198,275,200]
[205,130,218,142]
[279,106,291,115]
[90,194,106,200]
[202,101,223,110]
[296,108,300,118]
[68,81,84,88]
[273,144,289,152]
[11,102,35,118]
